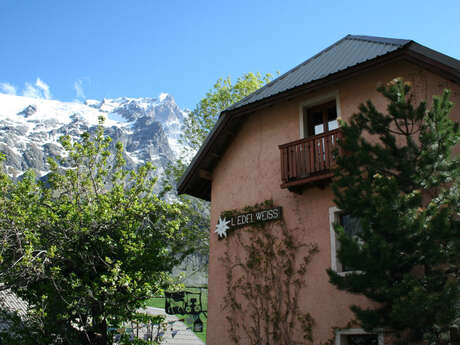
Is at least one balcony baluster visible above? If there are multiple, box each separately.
[279,129,342,189]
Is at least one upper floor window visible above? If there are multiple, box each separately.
[279,94,342,190]
[304,100,338,137]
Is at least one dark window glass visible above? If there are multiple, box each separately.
[339,214,362,238]
[304,101,337,137]
[348,334,378,345]
[327,106,338,130]
[338,214,362,272]
[308,110,324,136]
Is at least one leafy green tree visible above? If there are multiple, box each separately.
[0,120,188,345]
[169,72,274,259]
[328,78,460,344]
[181,72,274,153]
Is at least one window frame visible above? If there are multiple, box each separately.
[335,328,383,345]
[298,91,341,139]
[329,206,363,276]
[305,100,338,137]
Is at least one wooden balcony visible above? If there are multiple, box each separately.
[279,129,342,190]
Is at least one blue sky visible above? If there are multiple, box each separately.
[1,0,460,109]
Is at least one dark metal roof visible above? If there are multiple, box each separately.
[226,35,411,112]
[178,35,460,201]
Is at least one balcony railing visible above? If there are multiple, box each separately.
[279,129,342,189]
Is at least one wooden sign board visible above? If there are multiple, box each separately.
[215,206,282,238]
[227,207,282,230]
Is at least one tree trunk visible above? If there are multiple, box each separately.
[89,319,108,345]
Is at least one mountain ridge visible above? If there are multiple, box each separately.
[0,92,187,182]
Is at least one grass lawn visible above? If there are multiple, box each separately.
[144,297,165,309]
[144,288,208,343]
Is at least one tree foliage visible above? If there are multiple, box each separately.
[0,121,188,344]
[181,72,274,153]
[169,72,274,258]
[328,78,460,344]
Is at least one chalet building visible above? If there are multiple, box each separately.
[178,35,460,345]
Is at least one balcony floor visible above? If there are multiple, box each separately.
[280,171,334,191]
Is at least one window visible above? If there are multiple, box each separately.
[338,213,362,272]
[335,329,383,345]
[346,334,378,345]
[304,100,338,137]
[298,91,341,139]
[329,207,362,274]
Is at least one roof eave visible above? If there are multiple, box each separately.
[404,42,460,84]
[177,113,227,197]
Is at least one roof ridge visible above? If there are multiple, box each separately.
[347,34,412,46]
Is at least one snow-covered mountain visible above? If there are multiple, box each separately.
[0,92,187,182]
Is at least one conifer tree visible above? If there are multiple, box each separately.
[328,78,460,344]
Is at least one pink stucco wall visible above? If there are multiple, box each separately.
[206,60,460,345]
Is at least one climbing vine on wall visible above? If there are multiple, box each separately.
[221,200,319,345]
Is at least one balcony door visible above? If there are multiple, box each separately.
[279,100,341,189]
[304,100,338,138]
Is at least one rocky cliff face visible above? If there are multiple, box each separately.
[0,93,186,184]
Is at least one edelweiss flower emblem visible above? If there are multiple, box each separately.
[215,217,230,238]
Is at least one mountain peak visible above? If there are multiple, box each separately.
[17,104,37,118]
[158,92,170,102]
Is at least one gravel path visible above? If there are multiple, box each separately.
[137,306,205,345]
